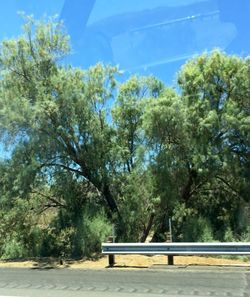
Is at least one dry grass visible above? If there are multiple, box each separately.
[0,255,249,269]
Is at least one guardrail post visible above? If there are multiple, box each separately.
[168,255,174,265]
[108,254,115,267]
[107,234,115,267]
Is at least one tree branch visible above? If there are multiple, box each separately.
[31,190,66,213]
[215,175,243,199]
[43,162,84,176]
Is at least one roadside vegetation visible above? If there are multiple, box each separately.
[0,16,249,260]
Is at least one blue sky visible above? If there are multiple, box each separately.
[0,0,249,159]
[0,0,249,84]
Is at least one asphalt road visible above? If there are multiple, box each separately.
[0,266,249,297]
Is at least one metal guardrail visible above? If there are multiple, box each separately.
[102,242,250,266]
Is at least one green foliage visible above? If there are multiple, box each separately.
[143,50,249,242]
[117,170,158,242]
[0,17,249,259]
[224,227,235,242]
[172,204,214,242]
[1,237,28,260]
[83,213,112,256]
[182,217,214,242]
[0,198,43,259]
[241,226,250,242]
[39,212,111,258]
[40,227,75,258]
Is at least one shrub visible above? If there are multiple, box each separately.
[1,237,28,259]
[182,216,214,242]
[83,213,112,257]
[224,227,235,242]
[40,227,75,258]
[241,226,250,242]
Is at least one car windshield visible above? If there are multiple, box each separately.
[0,2,249,297]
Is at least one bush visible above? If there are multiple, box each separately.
[40,211,112,258]
[83,213,112,257]
[1,237,28,259]
[182,216,214,242]
[241,226,250,242]
[224,227,235,242]
[40,227,75,258]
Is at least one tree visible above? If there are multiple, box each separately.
[0,16,120,256]
[143,50,250,241]
[0,16,164,253]
[112,76,164,241]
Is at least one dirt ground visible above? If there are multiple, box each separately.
[0,255,249,269]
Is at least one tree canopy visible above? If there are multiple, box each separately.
[0,17,249,258]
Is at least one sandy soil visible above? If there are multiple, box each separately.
[0,255,249,269]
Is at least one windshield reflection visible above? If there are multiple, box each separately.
[0,0,249,82]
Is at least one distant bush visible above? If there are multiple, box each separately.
[39,211,111,258]
[224,227,235,242]
[182,216,214,242]
[40,227,75,258]
[241,226,250,242]
[83,213,112,257]
[1,237,28,259]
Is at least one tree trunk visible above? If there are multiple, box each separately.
[181,169,197,203]
[151,212,168,242]
[103,183,119,214]
[140,213,155,242]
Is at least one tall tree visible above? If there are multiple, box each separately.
[112,76,164,241]
[0,17,122,256]
[143,50,250,241]
[0,17,120,217]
